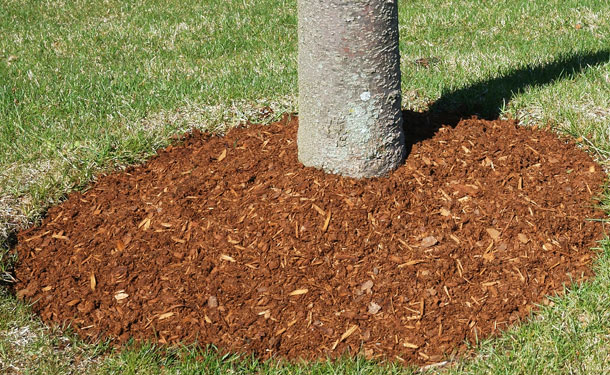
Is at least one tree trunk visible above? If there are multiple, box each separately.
[297,0,405,178]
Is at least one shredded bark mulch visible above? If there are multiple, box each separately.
[13,114,607,365]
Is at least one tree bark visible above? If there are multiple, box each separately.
[297,0,405,178]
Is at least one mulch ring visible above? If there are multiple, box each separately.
[13,113,608,365]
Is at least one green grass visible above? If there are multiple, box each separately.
[1,0,610,373]
[0,0,297,239]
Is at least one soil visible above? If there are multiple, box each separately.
[13,113,607,365]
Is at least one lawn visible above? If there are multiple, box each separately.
[1,0,609,373]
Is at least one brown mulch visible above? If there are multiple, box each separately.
[13,114,607,365]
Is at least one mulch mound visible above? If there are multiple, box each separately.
[13,114,607,365]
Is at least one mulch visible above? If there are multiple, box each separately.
[12,113,607,365]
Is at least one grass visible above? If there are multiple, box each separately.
[0,0,609,373]
[0,0,297,241]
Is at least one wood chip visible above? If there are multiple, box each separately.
[440,208,451,216]
[23,230,51,242]
[513,266,526,282]
[456,259,464,278]
[220,254,236,262]
[525,144,539,155]
[217,148,227,162]
[158,312,175,320]
[486,228,501,241]
[114,291,129,301]
[287,318,298,327]
[311,204,325,216]
[403,341,419,349]
[438,188,452,200]
[322,210,332,232]
[420,236,438,248]
[443,285,451,300]
[397,238,414,249]
[397,259,426,268]
[275,319,298,336]
[517,233,529,243]
[90,273,96,291]
[450,234,461,244]
[368,301,382,314]
[138,217,150,229]
[360,280,374,292]
[332,325,359,350]
[288,288,309,296]
[171,236,186,244]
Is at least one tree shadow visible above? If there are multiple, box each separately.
[402,49,610,151]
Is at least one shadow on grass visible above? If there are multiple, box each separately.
[403,49,610,149]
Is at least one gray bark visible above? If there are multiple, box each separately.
[297,0,405,178]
